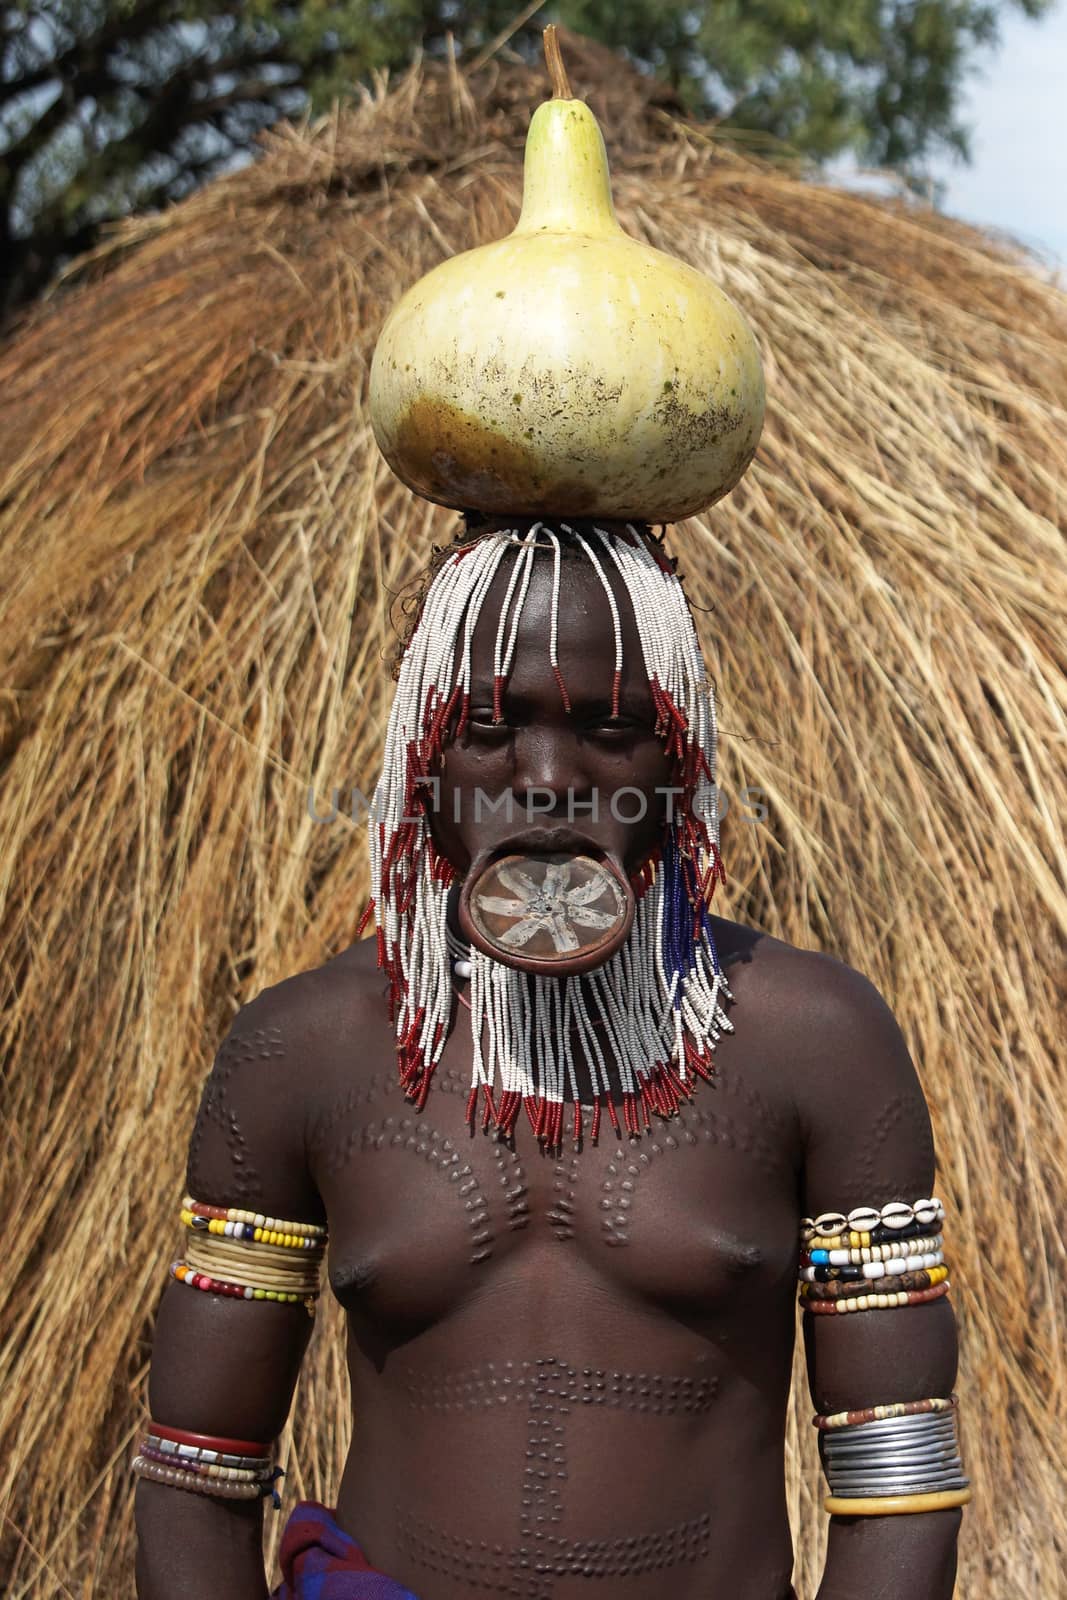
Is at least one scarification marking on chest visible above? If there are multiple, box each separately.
[547,1154,580,1240]
[599,1082,793,1246]
[306,1072,401,1165]
[397,1357,718,1595]
[323,1116,494,1264]
[492,1139,531,1232]
[307,1067,791,1260]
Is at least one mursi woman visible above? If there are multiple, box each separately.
[134,30,969,1600]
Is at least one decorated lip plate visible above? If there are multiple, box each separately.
[458,850,635,976]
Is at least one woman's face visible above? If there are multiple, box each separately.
[427,546,678,878]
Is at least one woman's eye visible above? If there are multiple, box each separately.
[591,718,639,737]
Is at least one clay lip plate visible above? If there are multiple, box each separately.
[458,848,635,976]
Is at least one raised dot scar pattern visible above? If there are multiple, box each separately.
[599,1085,793,1246]
[396,1508,714,1596]
[320,1116,495,1264]
[306,1072,404,1162]
[846,1087,936,1197]
[397,1356,719,1597]
[548,1154,580,1241]
[187,1023,285,1205]
[493,1138,532,1233]
[401,1359,720,1417]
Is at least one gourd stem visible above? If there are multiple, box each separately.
[543,24,573,100]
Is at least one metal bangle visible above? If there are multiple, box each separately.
[825,1420,953,1446]
[828,1452,963,1474]
[828,1470,970,1490]
[828,1480,971,1499]
[826,1440,962,1461]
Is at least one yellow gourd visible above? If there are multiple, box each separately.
[369,27,764,522]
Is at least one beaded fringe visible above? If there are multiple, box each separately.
[361,523,734,1148]
[460,873,735,1146]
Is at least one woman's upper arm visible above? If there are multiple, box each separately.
[795,955,959,1413]
[148,983,326,1441]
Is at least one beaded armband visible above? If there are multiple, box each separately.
[812,1394,971,1514]
[798,1196,950,1316]
[171,1196,329,1317]
[800,1201,968,1514]
[132,1421,285,1510]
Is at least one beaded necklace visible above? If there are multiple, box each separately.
[360,522,734,1149]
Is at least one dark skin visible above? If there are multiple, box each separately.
[136,522,962,1599]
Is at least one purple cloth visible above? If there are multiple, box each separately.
[272,1501,420,1599]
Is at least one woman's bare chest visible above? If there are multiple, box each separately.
[307,1020,801,1338]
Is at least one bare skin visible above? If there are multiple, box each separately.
[136,527,962,1600]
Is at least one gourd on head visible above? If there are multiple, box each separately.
[369,26,765,523]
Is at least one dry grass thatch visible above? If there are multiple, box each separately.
[1,28,1065,1598]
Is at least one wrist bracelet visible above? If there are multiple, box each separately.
[133,1419,285,1510]
[826,1487,972,1515]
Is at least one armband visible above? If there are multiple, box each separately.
[813,1394,971,1514]
[171,1196,329,1317]
[132,1421,285,1509]
[798,1195,950,1315]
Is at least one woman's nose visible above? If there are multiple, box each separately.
[510,727,591,810]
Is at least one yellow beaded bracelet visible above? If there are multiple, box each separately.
[182,1196,328,1239]
[180,1210,322,1249]
[825,1487,972,1515]
[804,1231,872,1250]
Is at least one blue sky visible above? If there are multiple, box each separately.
[930,2,1067,268]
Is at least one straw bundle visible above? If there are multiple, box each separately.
[1,30,1064,1598]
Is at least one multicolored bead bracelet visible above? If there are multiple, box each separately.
[804,1280,951,1315]
[137,1439,277,1483]
[170,1261,312,1307]
[181,1210,322,1250]
[148,1422,271,1455]
[132,1454,284,1505]
[814,1395,958,1432]
[799,1195,952,1318]
[172,1194,329,1317]
[140,1431,272,1471]
[132,1419,285,1509]
[802,1255,945,1285]
[801,1265,947,1302]
[181,1197,327,1238]
[801,1251,944,1283]
[805,1218,940,1250]
[802,1234,943,1266]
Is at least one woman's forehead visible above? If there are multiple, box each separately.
[463,547,644,691]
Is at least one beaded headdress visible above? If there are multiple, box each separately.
[359,521,734,1147]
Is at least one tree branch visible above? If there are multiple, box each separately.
[0,34,303,208]
[124,149,233,215]
[59,54,290,202]
[0,0,176,106]
[191,75,302,123]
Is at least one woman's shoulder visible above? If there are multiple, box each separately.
[706,914,915,1094]
[711,918,930,1153]
[187,940,395,1225]
[708,913,883,1002]
[241,935,389,1040]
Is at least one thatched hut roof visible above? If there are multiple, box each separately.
[1,30,1064,1595]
